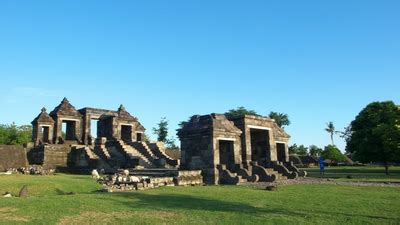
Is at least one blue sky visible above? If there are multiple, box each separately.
[0,0,399,151]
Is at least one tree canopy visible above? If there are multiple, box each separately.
[325,122,336,145]
[268,111,290,128]
[346,101,400,174]
[309,145,323,157]
[152,117,169,142]
[322,145,346,162]
[289,144,308,156]
[0,123,32,145]
[153,117,180,150]
[224,107,260,119]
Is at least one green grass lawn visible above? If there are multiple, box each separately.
[304,166,400,183]
[0,174,399,225]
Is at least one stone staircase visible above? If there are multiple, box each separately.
[216,161,294,185]
[130,142,159,165]
[147,142,179,168]
[284,161,307,178]
[114,140,154,168]
[265,168,288,181]
[84,146,99,161]
[217,165,247,185]
[106,142,131,168]
[93,140,111,161]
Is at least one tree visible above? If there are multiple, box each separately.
[336,125,352,143]
[166,136,180,151]
[325,122,336,145]
[309,145,323,157]
[268,111,290,128]
[346,101,400,175]
[297,145,308,155]
[225,107,260,119]
[288,144,298,155]
[142,133,152,142]
[0,123,32,145]
[152,117,169,142]
[288,144,308,155]
[322,145,346,163]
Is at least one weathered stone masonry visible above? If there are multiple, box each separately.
[29,98,178,172]
[178,114,305,185]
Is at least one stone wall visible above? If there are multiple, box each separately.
[42,145,73,169]
[0,145,28,171]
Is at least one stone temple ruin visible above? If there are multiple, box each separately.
[177,114,306,185]
[2,97,305,186]
[29,98,179,172]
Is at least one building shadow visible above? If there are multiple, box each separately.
[97,191,306,218]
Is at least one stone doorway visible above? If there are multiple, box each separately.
[219,140,235,170]
[276,143,286,162]
[41,126,50,143]
[62,120,77,141]
[136,133,143,142]
[90,119,98,139]
[121,125,132,143]
[250,129,270,163]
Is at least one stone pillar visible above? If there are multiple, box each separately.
[113,119,119,140]
[75,120,82,143]
[244,127,252,162]
[284,143,289,162]
[82,114,90,145]
[269,130,278,161]
[54,118,62,143]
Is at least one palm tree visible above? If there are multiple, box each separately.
[325,122,336,145]
[268,111,291,128]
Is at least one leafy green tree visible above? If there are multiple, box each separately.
[225,107,260,119]
[142,133,152,142]
[153,117,169,142]
[336,125,352,143]
[268,111,290,128]
[322,145,346,163]
[347,101,400,175]
[325,122,336,145]
[288,144,298,155]
[297,145,308,155]
[309,145,323,157]
[288,144,308,155]
[166,136,180,151]
[0,123,32,145]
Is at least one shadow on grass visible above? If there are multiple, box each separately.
[100,192,306,218]
[90,191,399,222]
[313,209,400,221]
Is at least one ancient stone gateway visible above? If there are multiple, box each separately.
[178,114,306,185]
[30,98,179,172]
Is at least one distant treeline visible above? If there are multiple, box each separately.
[0,123,32,145]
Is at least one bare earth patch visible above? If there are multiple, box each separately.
[242,177,400,189]
[0,207,31,222]
[58,210,182,225]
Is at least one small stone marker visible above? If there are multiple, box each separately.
[3,192,12,198]
[266,185,278,191]
[19,185,28,198]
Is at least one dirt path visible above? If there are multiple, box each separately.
[242,177,400,189]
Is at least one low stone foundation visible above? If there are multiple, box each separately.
[2,166,55,175]
[174,170,203,186]
[98,170,203,192]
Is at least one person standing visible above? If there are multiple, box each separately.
[319,156,325,175]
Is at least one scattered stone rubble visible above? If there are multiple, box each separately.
[97,170,203,192]
[1,166,55,175]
